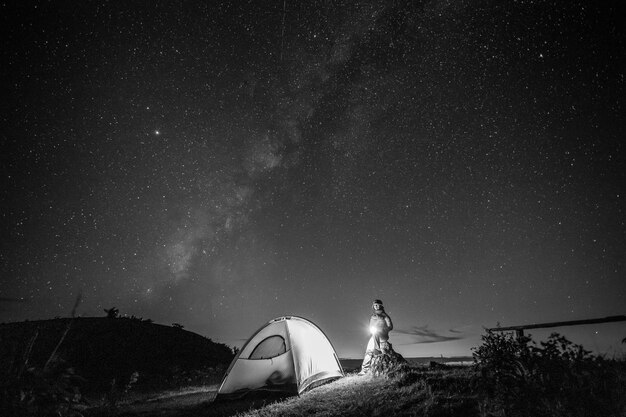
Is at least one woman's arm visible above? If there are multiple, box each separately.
[385,314,393,331]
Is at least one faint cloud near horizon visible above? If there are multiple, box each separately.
[395,325,467,345]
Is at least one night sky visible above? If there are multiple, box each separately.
[2,0,625,359]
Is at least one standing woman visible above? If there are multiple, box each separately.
[359,299,393,375]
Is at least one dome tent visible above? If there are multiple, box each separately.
[216,316,344,400]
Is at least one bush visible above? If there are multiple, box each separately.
[1,321,86,417]
[1,361,85,417]
[473,331,625,417]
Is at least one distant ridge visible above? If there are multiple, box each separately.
[339,356,473,362]
[0,317,234,393]
[339,356,473,371]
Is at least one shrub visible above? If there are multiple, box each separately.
[473,331,625,417]
[1,356,85,417]
[103,308,119,319]
[103,371,139,408]
[1,320,86,417]
[15,364,85,416]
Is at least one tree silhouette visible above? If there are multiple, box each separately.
[104,307,119,319]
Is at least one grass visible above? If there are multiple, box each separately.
[94,360,626,417]
[81,366,479,417]
[234,367,479,417]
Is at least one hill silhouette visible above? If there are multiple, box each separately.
[0,317,234,394]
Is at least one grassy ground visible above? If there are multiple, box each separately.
[237,368,478,417]
[85,366,480,417]
[86,361,626,417]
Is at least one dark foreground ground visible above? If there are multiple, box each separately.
[83,366,477,417]
[83,357,626,417]
[83,358,476,416]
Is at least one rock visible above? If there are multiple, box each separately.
[370,344,410,377]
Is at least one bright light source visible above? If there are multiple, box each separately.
[369,326,378,335]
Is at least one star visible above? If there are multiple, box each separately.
[1,0,624,360]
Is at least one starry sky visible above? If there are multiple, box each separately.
[1,0,625,359]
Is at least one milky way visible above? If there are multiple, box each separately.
[2,0,624,357]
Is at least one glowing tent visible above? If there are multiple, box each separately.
[216,316,344,399]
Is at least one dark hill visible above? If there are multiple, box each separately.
[0,317,234,393]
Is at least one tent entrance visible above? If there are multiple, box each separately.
[249,335,286,359]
